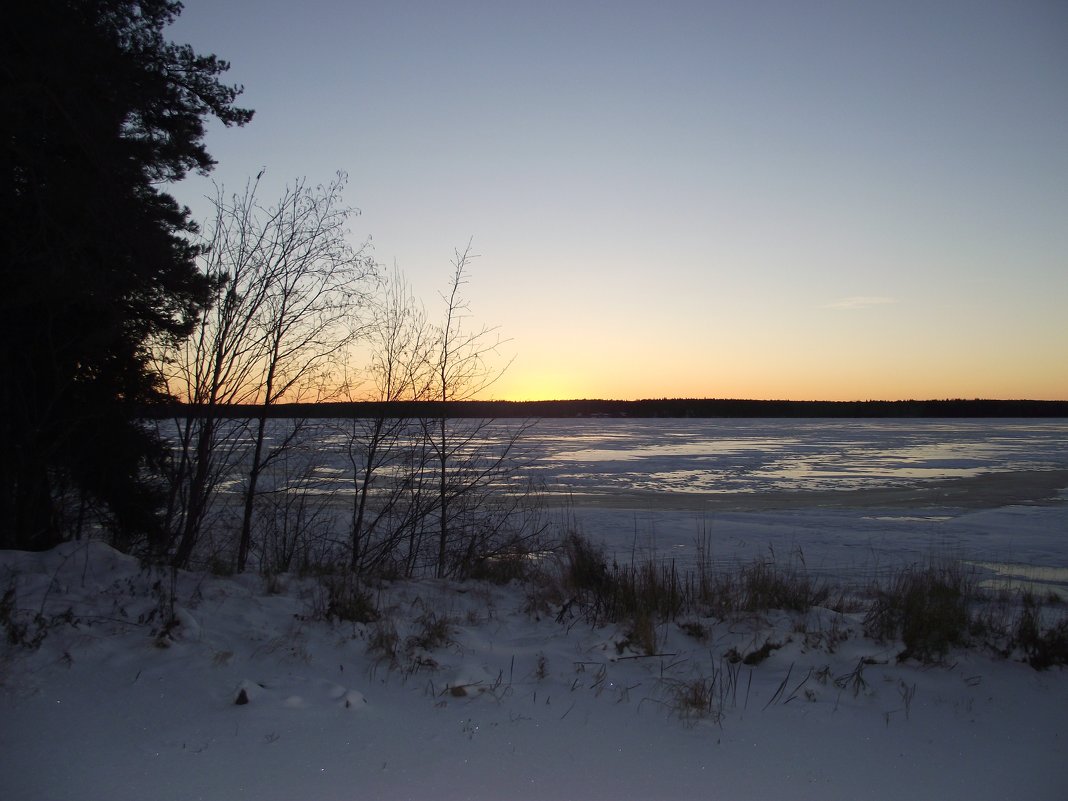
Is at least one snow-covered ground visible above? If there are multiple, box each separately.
[3,522,1067,800]
[3,419,1067,800]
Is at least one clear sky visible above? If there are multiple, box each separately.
[168,0,1068,401]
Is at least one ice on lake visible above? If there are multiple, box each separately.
[521,418,1068,594]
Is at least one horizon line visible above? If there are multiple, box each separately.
[160,397,1068,406]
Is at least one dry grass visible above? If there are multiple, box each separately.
[864,562,973,663]
[559,532,832,626]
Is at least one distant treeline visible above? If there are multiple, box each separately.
[147,398,1068,419]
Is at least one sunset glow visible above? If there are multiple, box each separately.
[170,1,1068,402]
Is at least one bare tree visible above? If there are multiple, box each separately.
[340,268,431,573]
[424,244,535,578]
[157,176,275,566]
[340,248,543,579]
[232,173,375,571]
[156,172,374,570]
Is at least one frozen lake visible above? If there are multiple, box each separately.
[517,418,1068,594]
[164,416,1068,593]
[522,417,1068,496]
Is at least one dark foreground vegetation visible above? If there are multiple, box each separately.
[3,1,252,553]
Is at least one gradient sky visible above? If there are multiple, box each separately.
[168,0,1068,401]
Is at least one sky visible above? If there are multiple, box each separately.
[168,0,1068,402]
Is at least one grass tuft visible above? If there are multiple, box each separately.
[739,560,829,613]
[406,610,453,652]
[1014,594,1068,670]
[321,574,378,623]
[670,676,719,723]
[864,562,972,663]
[367,618,400,664]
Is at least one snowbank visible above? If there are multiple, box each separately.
[2,537,1066,800]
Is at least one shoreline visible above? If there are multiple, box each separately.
[548,468,1068,513]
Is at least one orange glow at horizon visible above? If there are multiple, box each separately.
[481,361,1068,403]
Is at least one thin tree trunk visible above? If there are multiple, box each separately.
[172,415,215,568]
[350,416,383,572]
[236,411,268,572]
[437,403,448,577]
